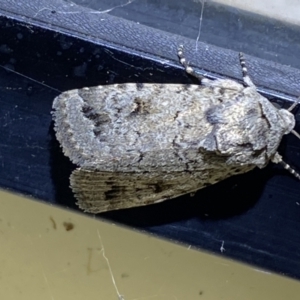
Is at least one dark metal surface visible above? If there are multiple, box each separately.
[1,0,300,280]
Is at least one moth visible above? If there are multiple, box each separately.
[52,45,299,213]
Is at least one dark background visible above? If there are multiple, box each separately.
[1,0,300,279]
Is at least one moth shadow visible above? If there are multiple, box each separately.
[48,123,79,210]
[101,166,274,227]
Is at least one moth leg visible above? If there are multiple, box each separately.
[279,160,300,180]
[272,153,300,180]
[239,52,256,88]
[177,45,205,82]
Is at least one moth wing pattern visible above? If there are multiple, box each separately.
[52,81,247,171]
[71,169,200,213]
[70,166,252,213]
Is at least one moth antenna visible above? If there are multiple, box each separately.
[291,129,300,140]
[177,45,204,81]
[286,98,300,139]
[239,52,255,88]
[287,101,298,112]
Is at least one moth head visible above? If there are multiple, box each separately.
[278,108,296,135]
[202,95,296,169]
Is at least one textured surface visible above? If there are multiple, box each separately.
[2,0,300,97]
[3,190,300,300]
[52,78,295,212]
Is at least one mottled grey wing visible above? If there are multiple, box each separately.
[52,83,230,171]
[71,168,203,213]
[70,165,252,213]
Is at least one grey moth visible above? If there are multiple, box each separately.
[52,46,299,213]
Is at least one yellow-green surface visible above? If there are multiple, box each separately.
[0,189,300,299]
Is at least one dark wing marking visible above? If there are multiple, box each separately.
[70,165,252,213]
[71,168,210,213]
